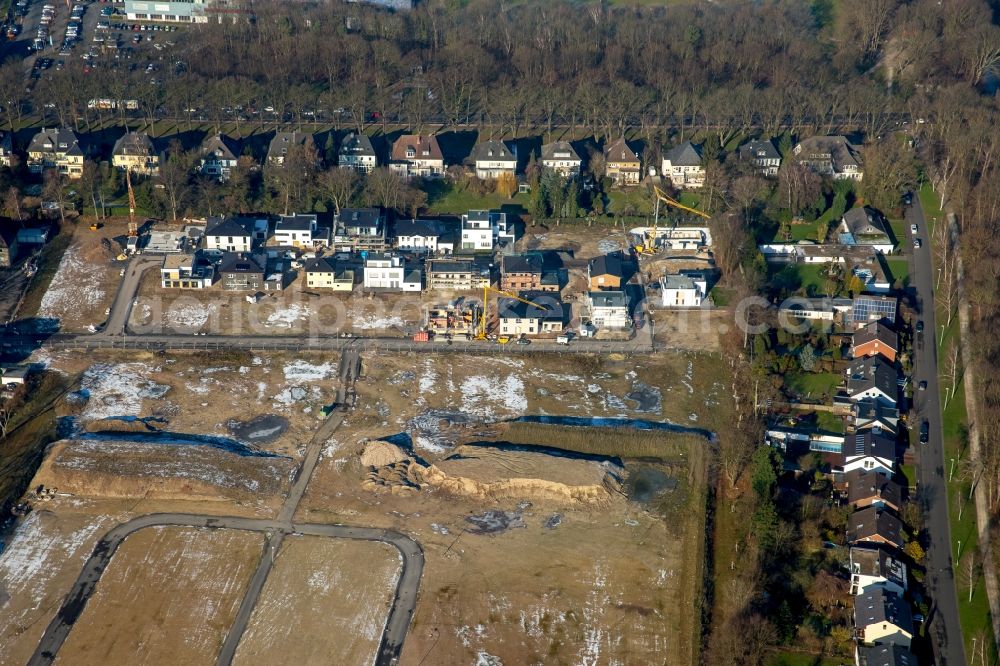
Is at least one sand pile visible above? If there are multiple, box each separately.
[362,443,624,506]
[359,440,409,467]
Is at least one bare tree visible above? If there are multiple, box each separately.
[958,549,981,603]
[316,167,358,215]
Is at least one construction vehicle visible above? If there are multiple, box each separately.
[635,185,710,255]
[89,222,101,231]
[475,286,549,340]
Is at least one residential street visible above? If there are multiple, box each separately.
[906,198,967,665]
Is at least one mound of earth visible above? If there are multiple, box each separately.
[362,443,623,505]
[359,440,409,468]
[31,439,294,505]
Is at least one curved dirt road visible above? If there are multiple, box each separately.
[27,513,424,666]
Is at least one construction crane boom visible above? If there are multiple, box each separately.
[476,285,549,340]
[126,169,137,238]
[636,185,711,255]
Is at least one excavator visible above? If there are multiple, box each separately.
[634,185,710,255]
[475,286,549,342]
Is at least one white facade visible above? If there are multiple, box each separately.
[661,160,705,189]
[364,254,405,290]
[660,274,707,307]
[273,214,317,248]
[204,232,251,253]
[587,291,630,329]
[461,213,493,251]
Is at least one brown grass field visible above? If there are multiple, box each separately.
[56,526,263,666]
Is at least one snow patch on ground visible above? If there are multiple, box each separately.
[38,242,107,323]
[80,363,168,419]
[352,314,407,330]
[283,360,335,383]
[265,302,312,327]
[460,374,527,419]
[166,302,216,329]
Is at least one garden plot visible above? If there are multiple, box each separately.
[56,526,263,666]
[232,536,401,666]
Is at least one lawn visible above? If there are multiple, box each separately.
[919,181,943,231]
[788,221,824,242]
[816,411,845,435]
[607,188,655,217]
[770,263,828,295]
[423,181,528,215]
[785,372,841,400]
[885,257,910,286]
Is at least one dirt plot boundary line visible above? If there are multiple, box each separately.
[27,513,424,666]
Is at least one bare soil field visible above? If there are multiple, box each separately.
[347,350,726,453]
[298,424,707,665]
[19,219,131,333]
[232,535,401,666]
[27,348,342,457]
[55,526,263,666]
[294,350,717,665]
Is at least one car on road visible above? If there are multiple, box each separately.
[913,238,922,248]
[919,380,927,391]
[516,336,531,345]
[920,420,930,444]
[910,223,918,233]
[903,192,913,205]
[916,320,925,333]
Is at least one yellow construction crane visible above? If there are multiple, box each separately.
[126,169,138,238]
[476,286,549,340]
[636,185,711,255]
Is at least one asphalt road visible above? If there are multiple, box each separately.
[28,347,424,666]
[907,198,967,666]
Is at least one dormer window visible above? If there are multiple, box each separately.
[406,147,415,158]
[421,148,429,156]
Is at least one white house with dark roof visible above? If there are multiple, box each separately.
[587,290,630,329]
[363,253,421,292]
[660,273,707,307]
[845,356,898,407]
[793,135,863,181]
[738,139,781,177]
[338,132,377,173]
[199,133,240,182]
[395,219,453,255]
[470,140,516,179]
[273,213,318,248]
[541,142,581,178]
[27,127,85,178]
[840,207,894,253]
[204,217,253,253]
[661,141,704,189]
[855,644,917,666]
[841,429,896,476]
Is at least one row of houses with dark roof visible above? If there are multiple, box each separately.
[766,315,918,665]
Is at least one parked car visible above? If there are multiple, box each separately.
[920,420,930,444]
[916,320,924,333]
[918,380,927,391]
[913,238,922,248]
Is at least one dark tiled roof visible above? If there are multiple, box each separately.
[205,216,252,238]
[588,253,623,279]
[845,469,902,508]
[502,253,543,274]
[853,320,898,353]
[848,507,904,548]
[665,141,702,166]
